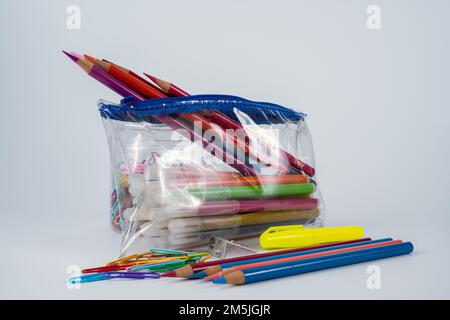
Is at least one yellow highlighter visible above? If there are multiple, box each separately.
[259,225,364,249]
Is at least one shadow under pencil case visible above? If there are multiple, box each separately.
[98,94,325,255]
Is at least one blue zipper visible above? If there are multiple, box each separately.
[99,94,305,125]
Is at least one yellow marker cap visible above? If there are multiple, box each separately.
[259,225,364,249]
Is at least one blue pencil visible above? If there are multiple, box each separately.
[190,238,393,279]
[213,242,414,285]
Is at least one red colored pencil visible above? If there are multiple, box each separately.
[87,55,289,175]
[144,72,247,134]
[101,58,166,96]
[144,73,316,177]
[84,55,166,99]
[144,73,189,97]
[161,237,372,278]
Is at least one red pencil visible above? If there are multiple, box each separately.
[144,72,246,134]
[144,73,189,97]
[88,55,289,175]
[101,58,167,96]
[144,73,316,177]
[161,237,372,278]
[84,55,166,99]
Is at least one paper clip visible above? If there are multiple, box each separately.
[68,273,109,284]
[127,260,186,272]
[107,253,141,266]
[68,271,160,284]
[104,271,160,280]
[82,263,135,274]
[149,248,192,255]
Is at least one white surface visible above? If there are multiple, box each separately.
[0,0,449,299]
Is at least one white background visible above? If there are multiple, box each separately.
[0,0,449,299]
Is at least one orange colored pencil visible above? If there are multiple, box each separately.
[84,55,166,98]
[204,240,402,281]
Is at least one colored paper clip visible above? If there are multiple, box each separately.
[82,263,135,274]
[184,252,209,259]
[127,260,187,272]
[149,248,193,255]
[198,256,212,263]
[68,271,159,284]
[107,253,142,266]
[69,273,109,284]
[104,271,160,279]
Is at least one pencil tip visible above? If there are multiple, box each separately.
[143,73,157,82]
[213,277,227,284]
[62,50,79,63]
[204,273,220,281]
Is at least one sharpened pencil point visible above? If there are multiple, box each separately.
[143,73,157,82]
[62,50,80,63]
[213,277,227,284]
[204,273,221,281]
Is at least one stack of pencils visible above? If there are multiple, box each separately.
[161,238,414,285]
[69,238,413,286]
[63,51,321,248]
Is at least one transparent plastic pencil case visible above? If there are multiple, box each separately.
[99,95,325,255]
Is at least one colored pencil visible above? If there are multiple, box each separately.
[143,73,247,136]
[88,54,290,176]
[161,237,372,277]
[84,55,166,98]
[204,239,401,280]
[63,51,258,176]
[213,242,414,284]
[100,58,167,95]
[187,183,315,201]
[144,73,190,97]
[191,238,392,279]
[145,73,316,177]
[63,51,143,99]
